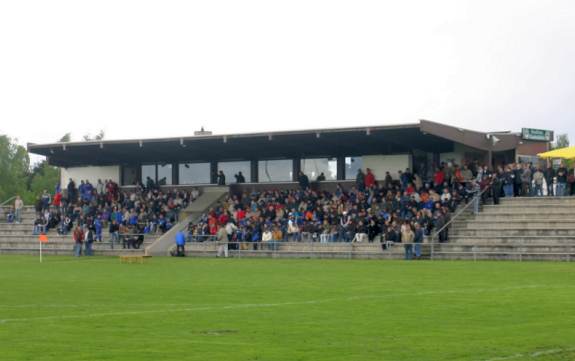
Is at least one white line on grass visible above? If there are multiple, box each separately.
[2,284,568,311]
[0,284,566,325]
[483,347,575,361]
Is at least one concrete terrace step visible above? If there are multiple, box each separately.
[448,236,575,245]
[482,206,575,215]
[457,214,575,221]
[183,241,426,260]
[500,197,575,203]
[452,221,575,228]
[436,244,575,252]
[0,241,152,250]
[0,234,157,245]
[431,252,575,261]
[451,229,575,237]
[483,203,575,207]
[185,249,405,260]
[0,219,35,225]
[440,236,575,246]
[0,248,146,256]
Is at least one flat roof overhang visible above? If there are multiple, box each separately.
[27,120,523,167]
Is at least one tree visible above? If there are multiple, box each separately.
[0,135,32,203]
[82,130,105,141]
[553,133,569,149]
[0,136,60,205]
[59,133,71,142]
[27,161,60,197]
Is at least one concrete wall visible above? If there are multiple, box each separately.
[362,154,411,180]
[440,143,486,166]
[60,166,120,186]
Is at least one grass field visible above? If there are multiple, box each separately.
[1,256,574,361]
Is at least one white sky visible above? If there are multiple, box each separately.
[1,0,574,148]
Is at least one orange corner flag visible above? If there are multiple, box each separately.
[39,234,49,243]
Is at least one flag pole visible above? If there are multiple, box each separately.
[38,233,47,263]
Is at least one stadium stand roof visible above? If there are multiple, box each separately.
[28,120,522,167]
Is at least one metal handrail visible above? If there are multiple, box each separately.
[0,196,17,207]
[431,181,494,243]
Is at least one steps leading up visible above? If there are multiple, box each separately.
[440,196,575,261]
[145,187,230,256]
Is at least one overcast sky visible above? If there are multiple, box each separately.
[1,0,574,148]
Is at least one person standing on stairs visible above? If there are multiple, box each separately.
[413,223,424,259]
[73,225,84,257]
[14,195,23,224]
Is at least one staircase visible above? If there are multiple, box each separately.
[145,186,229,256]
[0,206,158,256]
[433,197,575,261]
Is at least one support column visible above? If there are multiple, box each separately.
[210,161,218,184]
[337,156,346,180]
[172,163,179,185]
[250,160,258,183]
[292,158,301,181]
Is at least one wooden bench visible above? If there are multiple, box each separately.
[119,255,151,264]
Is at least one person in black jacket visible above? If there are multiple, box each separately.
[513,164,523,197]
[298,171,310,190]
[367,218,380,243]
[413,223,424,259]
[217,171,226,186]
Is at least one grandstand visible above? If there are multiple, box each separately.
[1,120,571,261]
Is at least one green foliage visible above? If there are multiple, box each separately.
[553,133,570,149]
[28,161,60,197]
[0,135,60,205]
[0,135,32,203]
[58,133,71,142]
[82,130,105,141]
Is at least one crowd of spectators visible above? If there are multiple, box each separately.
[187,164,481,257]
[22,178,198,252]
[185,160,574,257]
[492,161,575,199]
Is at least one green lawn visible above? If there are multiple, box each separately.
[0,256,574,361]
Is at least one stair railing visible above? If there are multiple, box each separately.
[0,196,17,207]
[430,181,494,260]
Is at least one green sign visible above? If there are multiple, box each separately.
[521,128,553,142]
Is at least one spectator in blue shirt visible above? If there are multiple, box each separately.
[175,230,186,256]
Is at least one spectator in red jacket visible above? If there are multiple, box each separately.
[73,225,84,257]
[365,168,376,189]
[434,168,445,187]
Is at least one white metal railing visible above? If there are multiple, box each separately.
[430,181,494,259]
[169,240,575,261]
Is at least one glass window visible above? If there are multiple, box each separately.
[157,164,173,185]
[179,163,211,184]
[345,156,363,180]
[141,164,156,184]
[301,158,337,181]
[258,159,293,182]
[218,161,251,184]
[122,165,138,186]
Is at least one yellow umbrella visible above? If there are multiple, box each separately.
[538,146,575,159]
